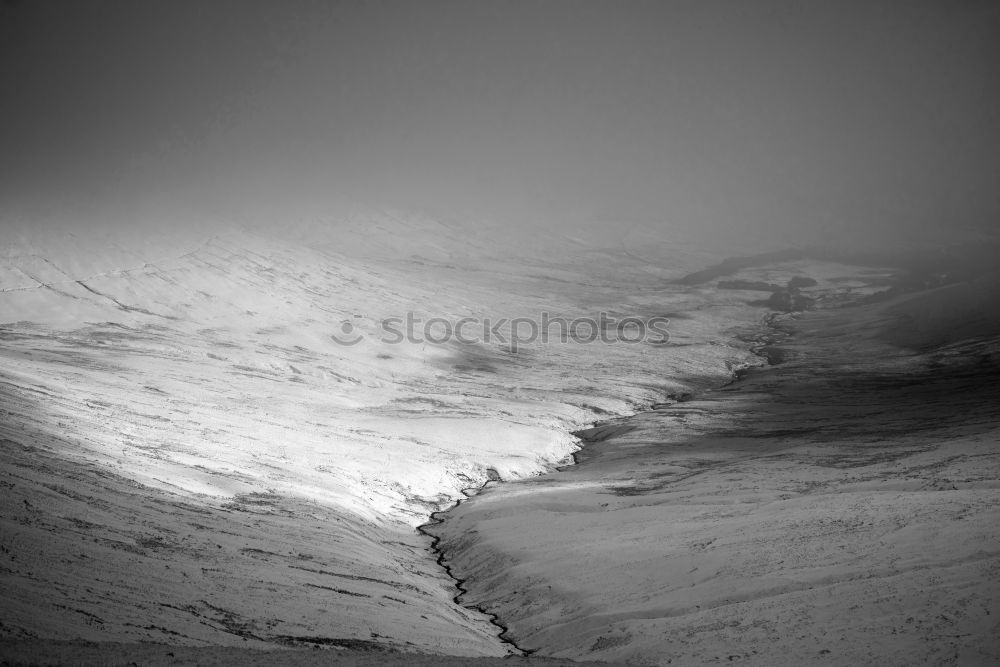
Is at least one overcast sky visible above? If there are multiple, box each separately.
[1,0,998,243]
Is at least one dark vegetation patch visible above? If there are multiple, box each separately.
[304,582,372,598]
[288,565,425,593]
[573,423,636,443]
[272,636,398,651]
[718,279,782,292]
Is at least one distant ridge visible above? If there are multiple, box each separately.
[673,249,805,285]
[674,237,1000,289]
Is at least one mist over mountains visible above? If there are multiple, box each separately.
[2,0,998,251]
[2,2,999,664]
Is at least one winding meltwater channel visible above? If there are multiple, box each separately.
[418,474,533,656]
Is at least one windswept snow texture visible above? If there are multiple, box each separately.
[0,214,782,655]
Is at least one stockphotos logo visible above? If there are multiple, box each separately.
[331,312,671,350]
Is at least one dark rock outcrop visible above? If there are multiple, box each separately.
[766,288,814,312]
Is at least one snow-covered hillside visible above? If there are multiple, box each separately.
[0,213,772,655]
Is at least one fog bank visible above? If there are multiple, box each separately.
[2,1,997,253]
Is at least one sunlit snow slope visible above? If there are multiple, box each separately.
[0,212,772,655]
